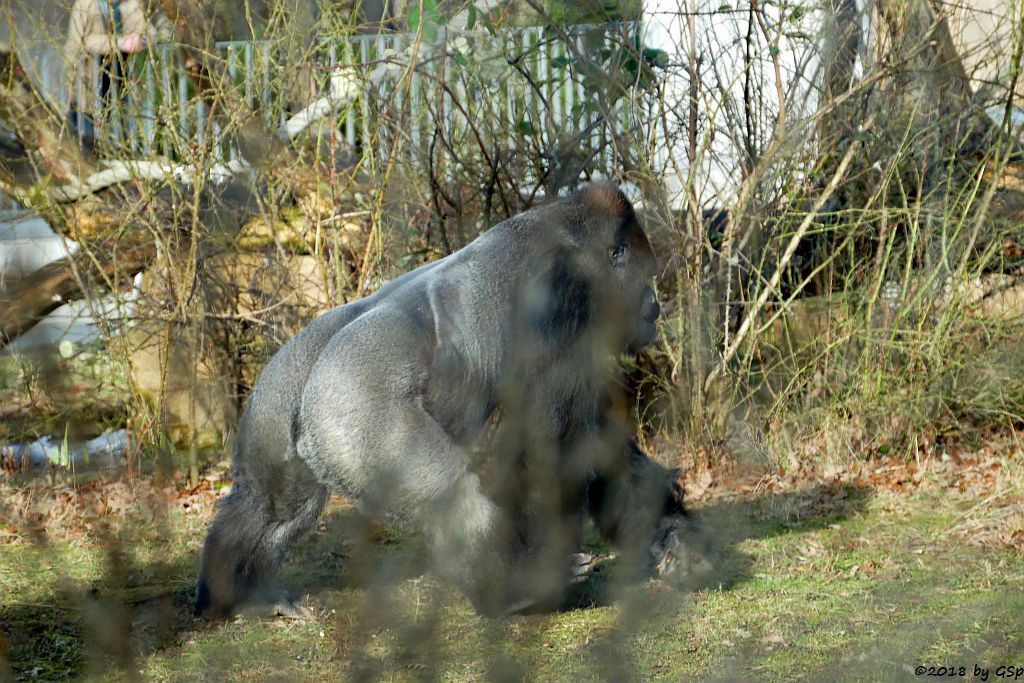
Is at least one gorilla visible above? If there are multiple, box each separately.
[195,184,709,619]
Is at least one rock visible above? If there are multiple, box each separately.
[125,322,236,450]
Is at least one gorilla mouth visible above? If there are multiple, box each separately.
[629,291,660,351]
[628,319,659,353]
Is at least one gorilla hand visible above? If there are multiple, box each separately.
[588,440,714,590]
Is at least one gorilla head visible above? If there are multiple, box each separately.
[527,184,660,355]
[590,186,662,352]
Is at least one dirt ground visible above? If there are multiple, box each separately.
[1,428,1023,681]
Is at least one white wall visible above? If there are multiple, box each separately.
[945,0,1023,113]
[640,0,1024,210]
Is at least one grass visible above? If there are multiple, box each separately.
[1,447,1022,682]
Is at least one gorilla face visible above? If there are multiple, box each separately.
[607,210,660,353]
[532,187,660,355]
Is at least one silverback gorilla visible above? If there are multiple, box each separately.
[195,184,708,619]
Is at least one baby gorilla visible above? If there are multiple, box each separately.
[195,184,706,619]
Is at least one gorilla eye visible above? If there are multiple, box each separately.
[609,245,627,265]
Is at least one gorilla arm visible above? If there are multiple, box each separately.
[293,305,568,615]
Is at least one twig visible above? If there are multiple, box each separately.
[50,159,251,202]
[704,112,876,393]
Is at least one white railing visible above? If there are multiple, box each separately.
[3,22,644,217]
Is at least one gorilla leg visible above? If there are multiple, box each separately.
[420,471,582,616]
[195,453,328,619]
[421,472,525,615]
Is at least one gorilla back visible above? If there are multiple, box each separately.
[195,184,662,618]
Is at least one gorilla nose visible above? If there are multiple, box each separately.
[646,300,661,322]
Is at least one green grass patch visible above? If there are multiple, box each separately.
[1,482,1021,680]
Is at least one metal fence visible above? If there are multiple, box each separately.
[4,23,644,213]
